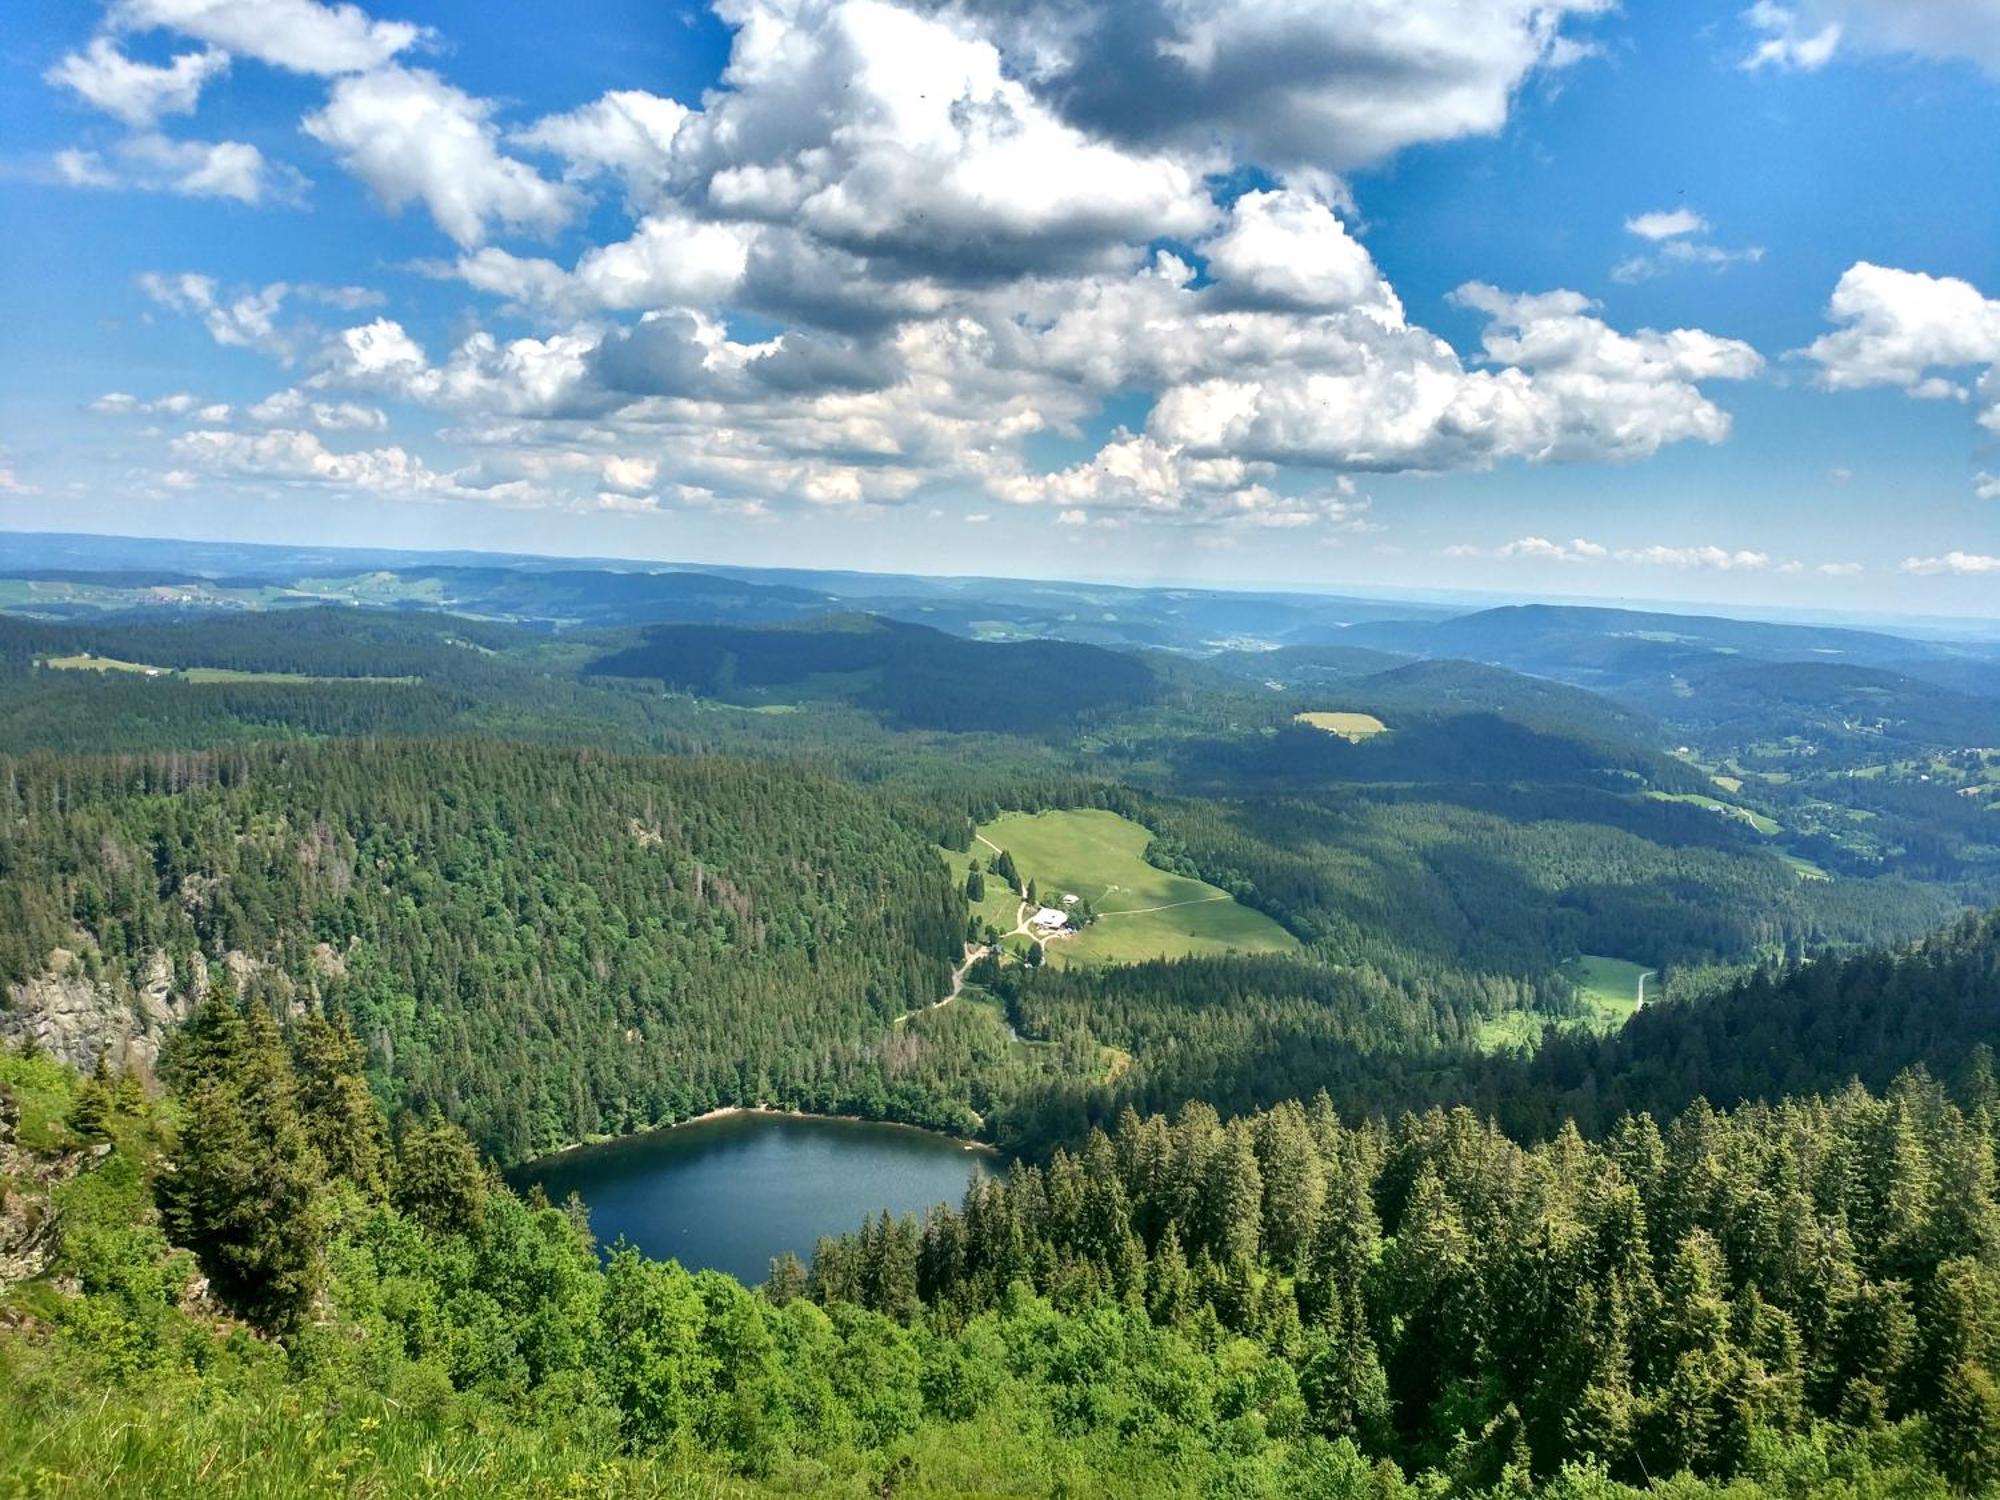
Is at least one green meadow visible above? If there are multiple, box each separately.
[1645,789,1781,835]
[1479,953,1651,1050]
[1293,709,1389,742]
[42,653,415,685]
[961,808,1296,967]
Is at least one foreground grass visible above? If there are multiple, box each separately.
[0,1345,752,1500]
[971,809,1294,967]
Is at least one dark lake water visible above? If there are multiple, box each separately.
[513,1112,1001,1285]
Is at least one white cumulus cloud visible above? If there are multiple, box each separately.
[1743,0,2000,75]
[966,0,1611,174]
[66,0,1776,527]
[513,90,690,206]
[1900,551,2000,575]
[47,37,228,127]
[304,67,578,247]
[1615,543,1772,570]
[1803,262,2000,392]
[139,273,298,356]
[113,0,423,75]
[1801,263,2000,493]
[1497,536,1608,561]
[1625,208,1706,240]
[57,133,299,205]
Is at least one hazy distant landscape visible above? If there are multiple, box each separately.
[9,0,2000,1491]
[5,527,1998,1497]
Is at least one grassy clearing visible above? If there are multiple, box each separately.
[1566,955,1653,1020]
[43,652,170,675]
[1479,954,1650,1050]
[955,809,1295,968]
[940,844,1028,937]
[1780,853,1832,881]
[1293,710,1388,742]
[41,654,415,685]
[1645,790,1781,836]
[1711,774,1744,794]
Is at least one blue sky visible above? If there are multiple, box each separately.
[3,0,1999,614]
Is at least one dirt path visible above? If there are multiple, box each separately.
[1636,970,1657,1009]
[1096,893,1231,917]
[895,943,984,1026]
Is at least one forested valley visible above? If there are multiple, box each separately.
[5,916,2000,1496]
[1,574,1997,1497]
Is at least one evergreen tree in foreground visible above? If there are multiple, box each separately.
[157,993,328,1329]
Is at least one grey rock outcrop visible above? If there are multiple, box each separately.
[0,949,197,1079]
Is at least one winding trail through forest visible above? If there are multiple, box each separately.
[896,877,1038,1028]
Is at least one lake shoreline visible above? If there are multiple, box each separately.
[518,1104,1001,1173]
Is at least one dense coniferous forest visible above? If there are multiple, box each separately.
[4,914,1999,1496]
[585,615,1162,734]
[988,911,2000,1153]
[0,742,970,1158]
[2,555,1998,1496]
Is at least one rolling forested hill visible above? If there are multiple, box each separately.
[1340,601,2000,683]
[2,541,1999,1498]
[585,614,1162,734]
[0,742,966,1159]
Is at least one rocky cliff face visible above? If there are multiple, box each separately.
[1,942,342,1080]
[0,950,196,1079]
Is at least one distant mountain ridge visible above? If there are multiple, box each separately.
[585,613,1161,734]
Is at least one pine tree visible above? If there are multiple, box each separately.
[293,1009,389,1199]
[393,1109,489,1237]
[157,994,328,1329]
[66,1055,114,1142]
[764,1251,808,1305]
[113,1065,145,1116]
[1146,1223,1193,1326]
[1933,1360,2000,1494]
[1194,1120,1264,1265]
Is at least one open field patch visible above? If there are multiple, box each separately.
[1293,710,1388,742]
[1479,953,1650,1049]
[1566,954,1653,1020]
[41,653,416,685]
[950,808,1295,968]
[1645,789,1781,836]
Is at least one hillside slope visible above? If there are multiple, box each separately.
[586,614,1160,734]
[0,742,965,1160]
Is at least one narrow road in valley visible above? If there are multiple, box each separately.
[900,884,1039,1023]
[1636,970,1657,1010]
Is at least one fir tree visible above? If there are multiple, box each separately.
[157,994,328,1329]
[292,1009,389,1199]
[393,1109,489,1237]
[66,1055,114,1142]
